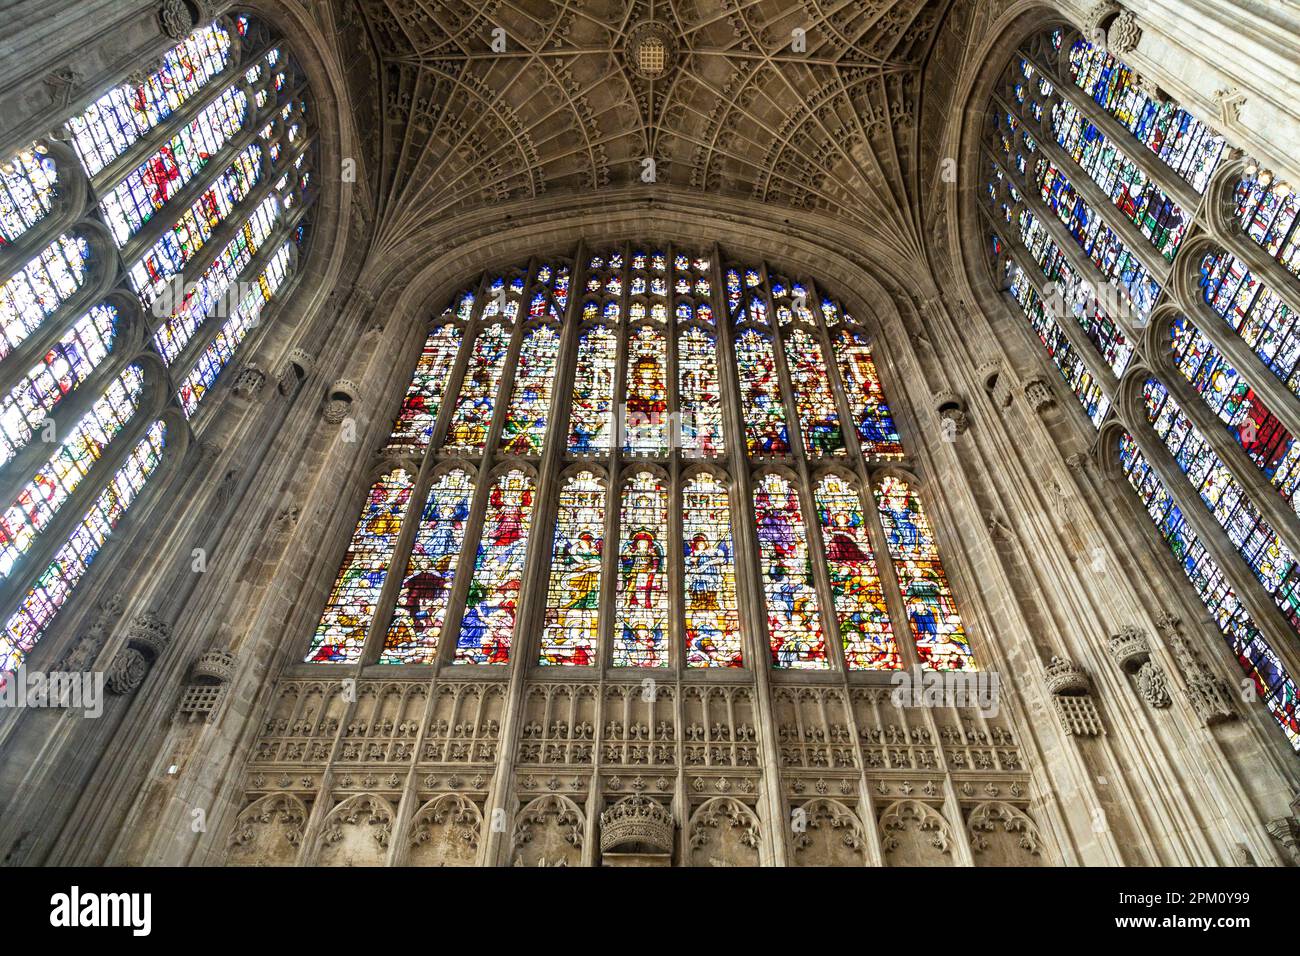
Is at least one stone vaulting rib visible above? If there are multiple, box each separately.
[344,0,948,258]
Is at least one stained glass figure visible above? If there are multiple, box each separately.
[539,471,605,665]
[0,233,91,362]
[614,471,669,667]
[457,469,535,664]
[305,468,414,663]
[735,329,790,454]
[874,475,974,670]
[784,328,845,457]
[683,472,742,667]
[499,325,559,455]
[569,325,617,454]
[753,473,827,668]
[0,145,59,248]
[388,324,462,452]
[444,323,511,453]
[624,326,669,456]
[833,330,904,459]
[815,475,898,669]
[381,469,475,664]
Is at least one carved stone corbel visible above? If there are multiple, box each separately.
[277,348,314,397]
[1107,10,1142,56]
[1023,378,1055,412]
[1107,625,1171,708]
[934,390,969,437]
[323,380,359,425]
[177,648,238,723]
[231,364,267,399]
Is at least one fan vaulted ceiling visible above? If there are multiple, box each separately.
[347,0,951,257]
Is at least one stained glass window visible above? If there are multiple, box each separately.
[99,86,249,246]
[1068,38,1224,193]
[457,469,535,664]
[1199,250,1300,398]
[1142,378,1300,635]
[1234,171,1300,279]
[1005,262,1110,425]
[388,324,462,452]
[0,233,91,362]
[753,473,827,668]
[1049,98,1188,260]
[815,475,898,670]
[624,326,669,456]
[304,469,413,663]
[177,240,291,417]
[0,421,166,673]
[127,143,262,308]
[874,475,974,670]
[1035,158,1160,320]
[65,23,233,177]
[833,330,904,459]
[380,469,475,665]
[1119,434,1299,748]
[0,145,59,248]
[614,471,669,667]
[0,303,119,468]
[0,364,144,579]
[1170,315,1300,511]
[499,325,560,455]
[539,471,605,666]
[568,325,617,455]
[678,327,724,457]
[444,323,511,453]
[735,329,790,455]
[683,472,742,667]
[785,328,845,457]
[152,193,281,366]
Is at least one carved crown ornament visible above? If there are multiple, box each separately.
[599,794,675,855]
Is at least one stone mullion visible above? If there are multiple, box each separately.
[709,246,787,865]
[1118,400,1300,684]
[979,163,1123,396]
[479,242,589,865]
[994,90,1175,297]
[1149,340,1300,561]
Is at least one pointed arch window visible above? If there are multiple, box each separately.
[1234,171,1300,278]
[614,471,669,667]
[539,471,605,666]
[380,469,475,665]
[304,468,414,663]
[0,12,315,670]
[754,472,827,669]
[1199,250,1300,397]
[456,469,535,664]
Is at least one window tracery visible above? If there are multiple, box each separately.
[0,12,316,670]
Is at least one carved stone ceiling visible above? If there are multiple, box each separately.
[350,0,951,259]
